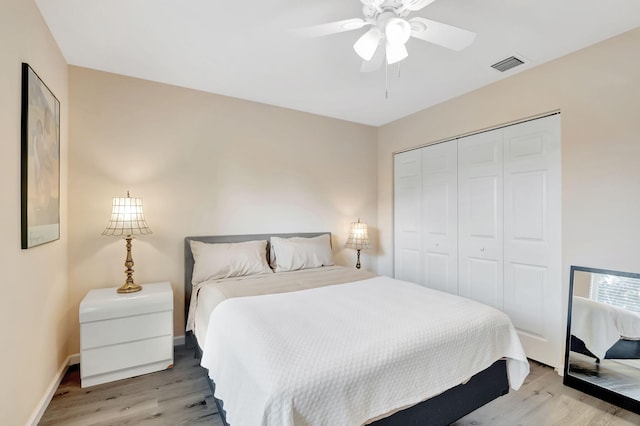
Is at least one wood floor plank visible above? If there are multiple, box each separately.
[455,361,640,426]
[40,347,640,425]
[39,345,221,426]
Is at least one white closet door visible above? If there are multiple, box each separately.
[422,141,458,294]
[458,130,504,310]
[394,150,422,284]
[503,114,561,367]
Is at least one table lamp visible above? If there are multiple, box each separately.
[345,218,370,269]
[102,191,152,293]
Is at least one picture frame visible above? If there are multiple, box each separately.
[21,63,60,249]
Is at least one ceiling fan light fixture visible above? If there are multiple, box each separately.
[385,17,411,45]
[354,27,382,61]
[385,40,408,64]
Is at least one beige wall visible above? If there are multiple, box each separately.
[4,2,639,419]
[377,28,640,357]
[572,270,591,299]
[0,0,69,424]
[67,67,378,352]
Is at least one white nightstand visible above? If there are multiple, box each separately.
[79,282,174,388]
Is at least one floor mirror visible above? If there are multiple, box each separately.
[564,265,640,414]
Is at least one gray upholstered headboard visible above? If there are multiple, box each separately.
[184,232,330,326]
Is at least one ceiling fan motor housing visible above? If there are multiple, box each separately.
[363,2,411,20]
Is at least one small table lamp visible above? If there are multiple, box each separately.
[345,219,370,269]
[102,191,152,293]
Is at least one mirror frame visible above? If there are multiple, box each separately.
[564,265,640,414]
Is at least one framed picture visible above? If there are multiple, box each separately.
[21,63,60,249]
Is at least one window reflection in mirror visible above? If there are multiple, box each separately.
[565,266,640,414]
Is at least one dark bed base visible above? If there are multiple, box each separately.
[369,359,508,426]
[570,334,640,362]
[192,337,230,426]
[207,378,229,426]
[192,335,508,426]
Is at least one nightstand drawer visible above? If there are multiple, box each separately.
[81,335,173,377]
[81,310,172,349]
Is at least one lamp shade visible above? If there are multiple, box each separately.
[102,192,152,237]
[354,27,382,61]
[345,219,370,250]
[385,17,411,45]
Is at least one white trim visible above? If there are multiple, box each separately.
[69,353,80,366]
[28,335,187,425]
[26,354,74,426]
[392,110,560,155]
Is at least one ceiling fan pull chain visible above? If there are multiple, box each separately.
[385,60,389,100]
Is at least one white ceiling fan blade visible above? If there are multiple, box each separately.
[409,17,476,51]
[293,18,368,38]
[360,46,385,72]
[402,0,437,12]
[354,27,383,61]
[385,41,408,65]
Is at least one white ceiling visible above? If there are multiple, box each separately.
[36,0,640,126]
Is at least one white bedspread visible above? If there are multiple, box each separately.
[200,276,529,426]
[572,296,640,359]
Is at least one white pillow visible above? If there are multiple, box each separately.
[270,234,335,272]
[190,240,272,285]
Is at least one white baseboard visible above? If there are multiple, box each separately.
[69,353,80,366]
[27,354,74,426]
[29,335,188,425]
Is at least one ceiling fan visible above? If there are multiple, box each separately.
[299,0,476,71]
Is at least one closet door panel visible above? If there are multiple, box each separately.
[468,176,499,238]
[458,130,504,310]
[466,257,501,308]
[422,141,458,294]
[398,249,421,283]
[423,253,450,293]
[505,263,546,336]
[394,150,422,284]
[503,114,561,367]
[511,171,545,240]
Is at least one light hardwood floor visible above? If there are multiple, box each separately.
[454,360,640,426]
[39,345,221,426]
[40,346,640,425]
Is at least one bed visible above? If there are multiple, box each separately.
[570,295,640,362]
[184,232,530,426]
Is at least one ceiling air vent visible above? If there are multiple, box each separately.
[491,56,524,72]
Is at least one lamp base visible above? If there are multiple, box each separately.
[117,236,142,294]
[117,282,142,294]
